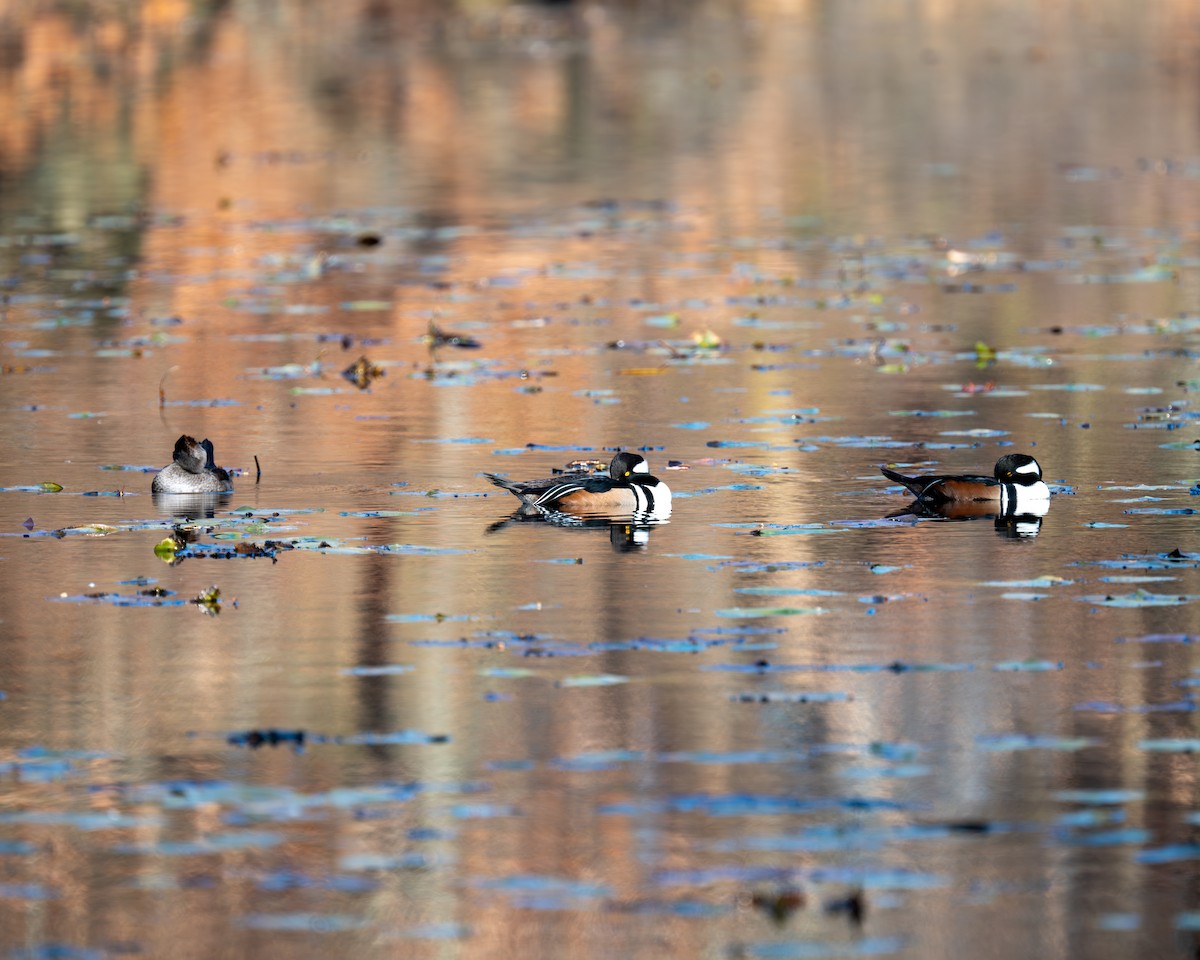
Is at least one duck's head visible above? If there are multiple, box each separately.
[994,453,1042,485]
[172,435,207,474]
[609,452,649,478]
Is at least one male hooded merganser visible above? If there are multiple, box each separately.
[484,451,671,519]
[881,453,1049,515]
[152,435,234,494]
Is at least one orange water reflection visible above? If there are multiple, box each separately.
[2,2,1200,958]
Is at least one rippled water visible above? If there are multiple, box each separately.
[2,2,1200,958]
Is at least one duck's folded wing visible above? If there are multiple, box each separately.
[531,476,612,507]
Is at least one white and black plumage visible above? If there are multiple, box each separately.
[484,451,671,520]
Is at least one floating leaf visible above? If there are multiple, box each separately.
[450,803,520,819]
[337,852,435,871]
[1078,699,1194,714]
[1058,828,1150,847]
[1078,590,1198,607]
[1029,382,1105,392]
[385,612,473,623]
[191,585,222,615]
[889,409,975,418]
[1138,845,1200,865]
[993,660,1063,672]
[154,537,180,560]
[334,730,449,746]
[341,665,414,677]
[978,577,1073,588]
[977,734,1097,751]
[54,590,187,609]
[65,523,118,536]
[552,750,644,771]
[240,913,366,932]
[747,524,846,537]
[340,300,392,311]
[1097,914,1141,931]
[558,674,629,688]
[338,510,418,518]
[1139,739,1200,752]
[732,935,910,958]
[618,366,666,376]
[0,883,57,900]
[1117,633,1197,644]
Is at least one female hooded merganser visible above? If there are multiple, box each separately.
[151,435,234,494]
[484,451,671,519]
[881,453,1049,515]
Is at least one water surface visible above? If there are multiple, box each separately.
[2,3,1200,958]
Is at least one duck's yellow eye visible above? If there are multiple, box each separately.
[624,470,631,477]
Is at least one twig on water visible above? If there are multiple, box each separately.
[158,365,179,407]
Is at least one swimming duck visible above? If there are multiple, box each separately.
[881,453,1049,514]
[484,451,671,519]
[152,435,234,494]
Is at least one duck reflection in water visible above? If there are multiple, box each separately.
[152,434,234,517]
[888,495,1049,538]
[483,452,671,546]
[486,510,662,550]
[881,454,1051,538]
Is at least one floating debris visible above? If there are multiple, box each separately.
[424,322,481,350]
[341,355,385,389]
[227,729,306,750]
[715,607,829,619]
[1077,590,1199,608]
[191,585,222,615]
[750,888,807,924]
[977,734,1098,752]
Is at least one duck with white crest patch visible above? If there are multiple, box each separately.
[484,451,671,521]
[881,453,1049,517]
